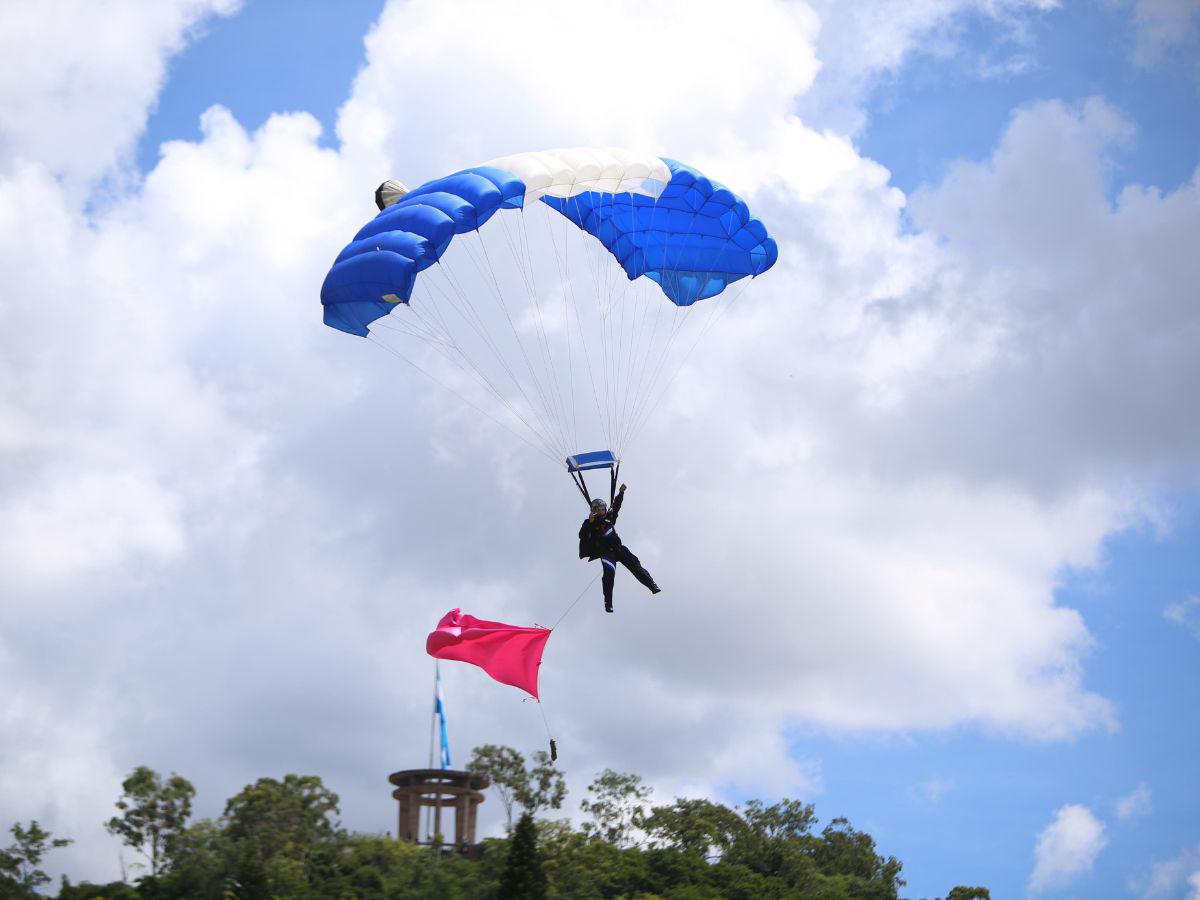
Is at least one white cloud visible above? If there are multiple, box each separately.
[1116,783,1153,820]
[906,97,1200,491]
[1164,595,1200,639]
[1133,843,1200,898]
[908,775,956,804]
[796,0,1059,134]
[0,0,240,190]
[2,0,1198,884]
[1030,804,1108,892]
[1122,0,1200,68]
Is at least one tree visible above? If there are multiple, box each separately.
[221,774,344,896]
[514,751,566,817]
[468,745,528,832]
[642,798,747,858]
[497,812,546,900]
[580,769,650,847]
[947,888,990,899]
[153,819,228,900]
[105,766,195,877]
[814,816,903,890]
[0,820,71,895]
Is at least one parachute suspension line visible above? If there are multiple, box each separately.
[458,231,566,459]
[416,266,568,463]
[465,230,571,459]
[620,299,685,456]
[613,201,708,456]
[513,206,577,451]
[618,305,682,457]
[368,281,561,457]
[415,266,563,459]
[622,311,701,453]
[613,264,644,451]
[490,216,564,446]
[624,277,752,453]
[604,200,639,448]
[373,316,554,458]
[581,192,622,454]
[612,186,655,454]
[611,284,655,458]
[365,334,560,465]
[431,252,567,460]
[569,192,616,452]
[616,281,661,457]
[526,208,578,452]
[601,191,626,448]
[613,186,672,456]
[498,211,574,461]
[538,212,579,451]
[544,201,610,451]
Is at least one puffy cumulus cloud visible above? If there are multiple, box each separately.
[0,0,240,190]
[1029,804,1107,892]
[1133,843,1200,898]
[903,97,1200,493]
[2,0,1198,883]
[336,0,821,182]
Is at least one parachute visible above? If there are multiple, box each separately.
[321,148,777,496]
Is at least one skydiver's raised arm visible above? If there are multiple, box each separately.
[610,484,626,520]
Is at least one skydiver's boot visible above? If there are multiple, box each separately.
[605,599,613,613]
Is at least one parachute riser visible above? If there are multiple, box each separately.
[569,469,592,506]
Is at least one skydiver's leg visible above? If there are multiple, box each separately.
[601,557,616,613]
[616,546,660,593]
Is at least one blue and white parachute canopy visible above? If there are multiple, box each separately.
[321,148,778,337]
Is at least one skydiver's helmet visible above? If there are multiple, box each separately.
[590,498,607,516]
[374,180,410,211]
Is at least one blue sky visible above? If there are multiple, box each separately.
[3,1,1199,897]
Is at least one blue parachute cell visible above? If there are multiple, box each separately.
[540,159,777,306]
[320,152,776,336]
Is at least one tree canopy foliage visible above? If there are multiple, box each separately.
[13,752,990,899]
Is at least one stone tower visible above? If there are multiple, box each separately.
[388,768,489,849]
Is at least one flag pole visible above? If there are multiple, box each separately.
[426,662,438,842]
[428,662,437,770]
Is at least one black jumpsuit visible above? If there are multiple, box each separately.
[578,492,658,611]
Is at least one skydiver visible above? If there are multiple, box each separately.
[578,483,660,613]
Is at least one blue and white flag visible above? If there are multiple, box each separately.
[435,663,451,769]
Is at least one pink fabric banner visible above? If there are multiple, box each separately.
[426,608,551,699]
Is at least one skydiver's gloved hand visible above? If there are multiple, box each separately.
[619,483,627,494]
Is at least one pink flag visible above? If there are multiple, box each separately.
[426,609,552,699]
